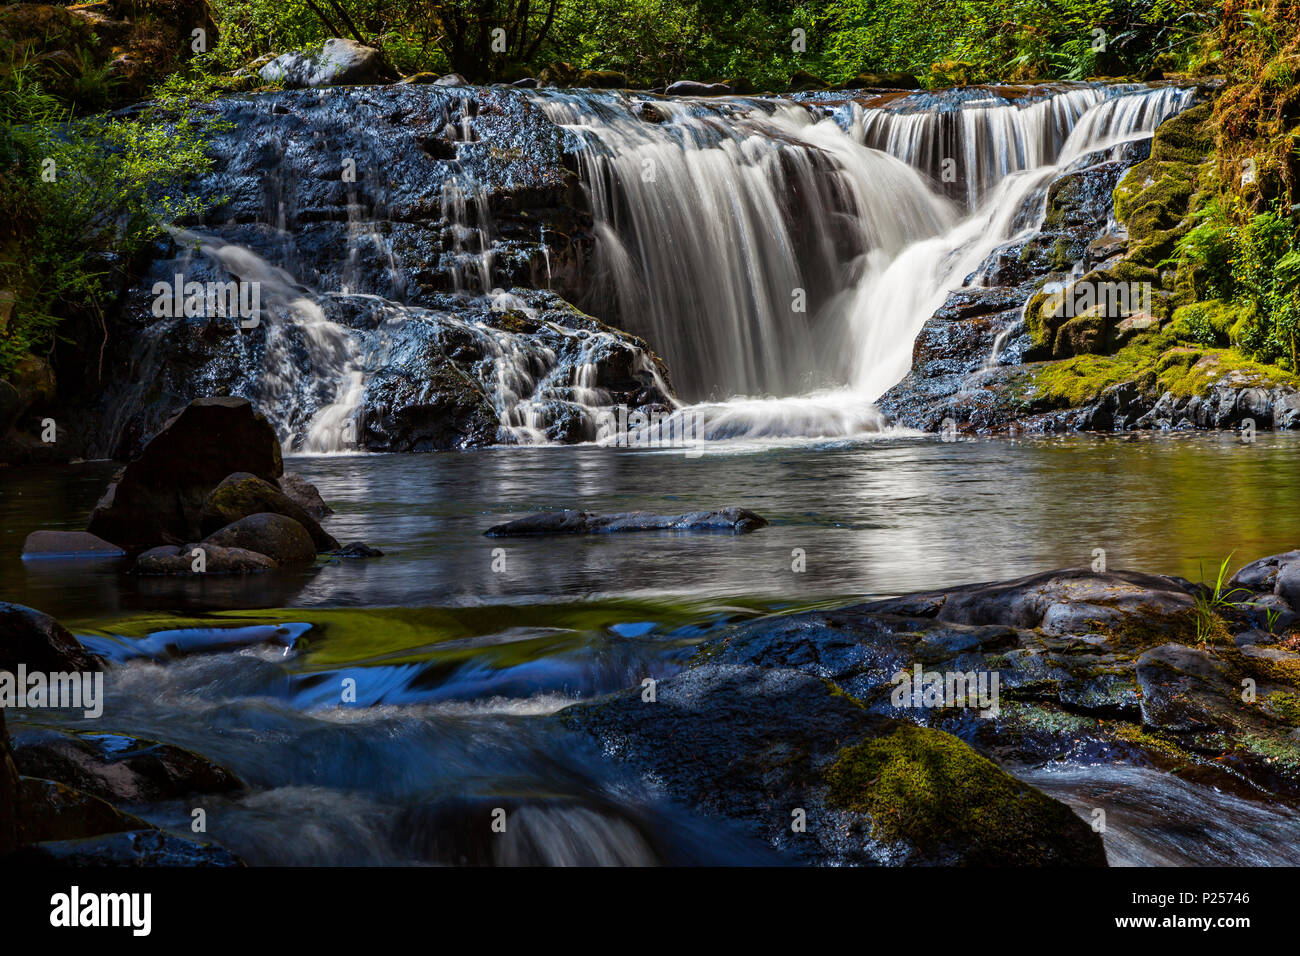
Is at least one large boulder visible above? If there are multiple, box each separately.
[200,472,338,551]
[202,512,318,567]
[0,602,103,674]
[87,397,283,552]
[259,37,392,88]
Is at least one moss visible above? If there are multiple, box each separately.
[1266,691,1300,726]
[824,723,1097,864]
[1032,337,1300,408]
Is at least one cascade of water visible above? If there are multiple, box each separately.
[541,84,1194,436]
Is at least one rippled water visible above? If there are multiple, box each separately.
[4,432,1300,865]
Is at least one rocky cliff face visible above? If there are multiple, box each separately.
[68,84,673,459]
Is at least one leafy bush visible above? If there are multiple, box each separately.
[0,67,219,376]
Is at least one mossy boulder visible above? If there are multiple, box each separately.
[788,69,829,91]
[825,723,1106,865]
[200,472,338,551]
[575,69,627,89]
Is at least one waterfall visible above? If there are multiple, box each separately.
[539,83,1195,438]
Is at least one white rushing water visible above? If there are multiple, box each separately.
[540,83,1194,439]
[172,84,1193,451]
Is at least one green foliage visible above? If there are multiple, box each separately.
[0,66,219,376]
[1175,198,1300,368]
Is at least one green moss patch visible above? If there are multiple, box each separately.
[824,723,1100,864]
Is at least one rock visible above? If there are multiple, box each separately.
[788,70,829,91]
[87,397,283,552]
[396,71,440,84]
[259,37,392,89]
[202,512,318,567]
[331,541,383,558]
[1135,643,1233,732]
[0,602,103,675]
[575,69,626,89]
[0,708,19,854]
[433,72,467,86]
[15,777,150,843]
[200,472,338,551]
[1231,549,1300,592]
[665,80,731,96]
[510,77,539,89]
[23,828,244,866]
[842,72,918,89]
[11,728,243,805]
[562,664,1104,865]
[1277,561,1300,610]
[485,507,768,536]
[133,543,276,574]
[278,472,334,518]
[21,530,124,559]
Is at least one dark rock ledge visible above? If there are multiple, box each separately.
[485,508,768,536]
[562,554,1300,865]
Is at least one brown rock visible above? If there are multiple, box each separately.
[200,472,337,550]
[203,512,317,567]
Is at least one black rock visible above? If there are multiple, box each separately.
[485,507,768,536]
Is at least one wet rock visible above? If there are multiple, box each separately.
[0,602,103,674]
[15,777,150,843]
[259,37,392,88]
[434,72,467,86]
[21,531,125,559]
[562,664,1103,865]
[202,512,318,567]
[23,828,244,866]
[87,397,283,552]
[331,541,383,558]
[12,728,243,805]
[278,472,334,518]
[1135,643,1233,732]
[200,472,338,551]
[486,507,768,536]
[133,543,277,574]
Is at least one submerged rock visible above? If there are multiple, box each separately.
[21,530,125,559]
[0,602,103,674]
[485,507,768,536]
[87,397,283,551]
